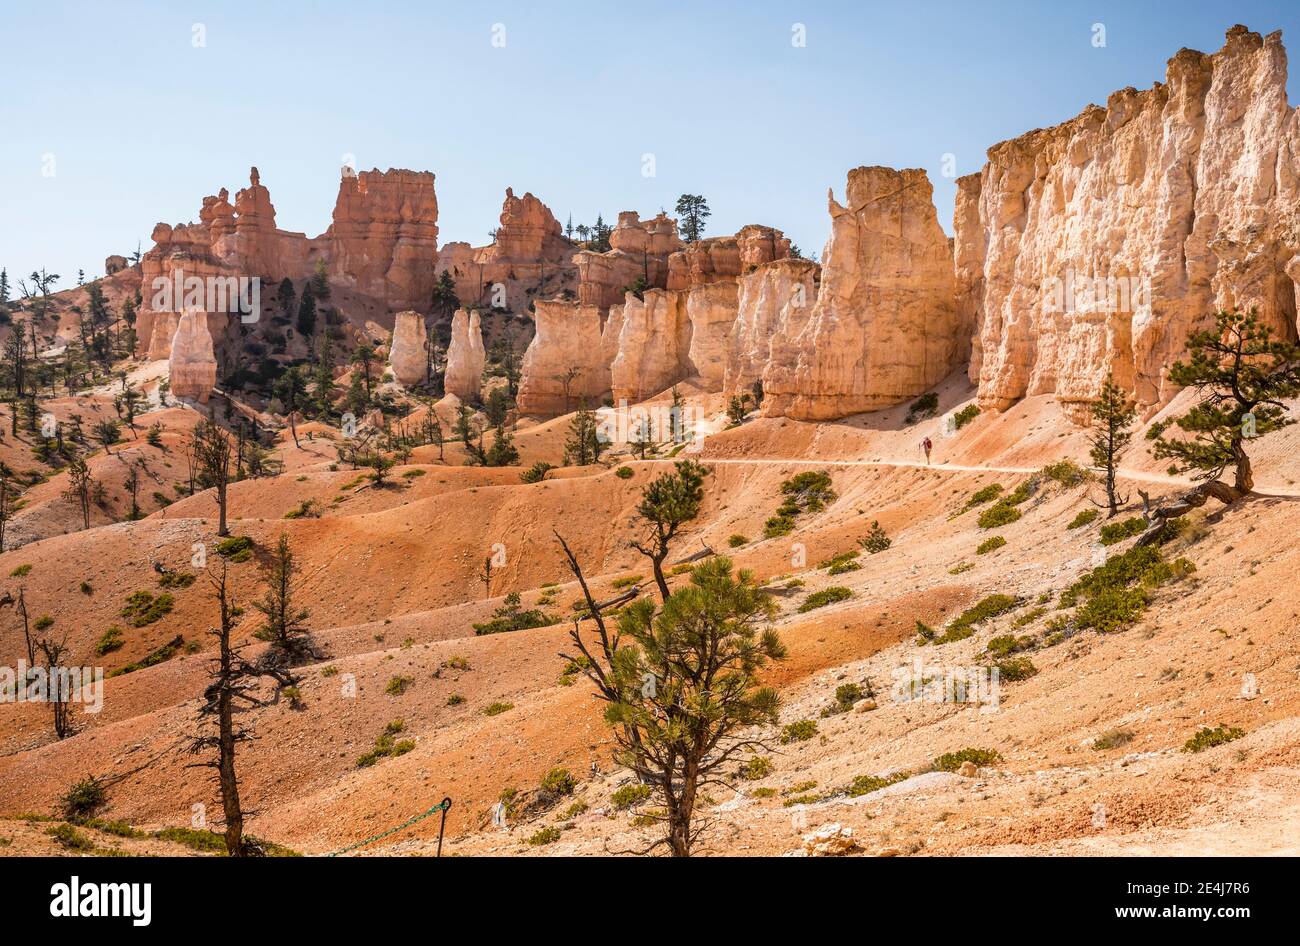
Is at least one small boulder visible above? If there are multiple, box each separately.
[801,823,859,857]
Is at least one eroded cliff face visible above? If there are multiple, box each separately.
[168,310,218,402]
[725,258,821,397]
[444,308,486,401]
[328,168,440,312]
[762,167,962,420]
[515,300,610,414]
[140,166,440,377]
[958,25,1300,419]
[609,289,692,404]
[575,211,682,309]
[435,188,578,313]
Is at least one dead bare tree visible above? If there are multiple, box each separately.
[35,635,74,739]
[188,562,295,856]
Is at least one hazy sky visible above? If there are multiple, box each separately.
[4,0,1300,286]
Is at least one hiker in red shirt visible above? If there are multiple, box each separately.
[922,436,933,465]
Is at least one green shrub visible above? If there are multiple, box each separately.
[763,515,795,538]
[215,536,254,562]
[155,826,227,852]
[540,768,577,796]
[727,533,749,548]
[60,776,108,822]
[520,461,555,484]
[108,635,184,677]
[1183,724,1245,754]
[472,592,555,635]
[384,675,413,696]
[614,466,634,479]
[283,499,322,520]
[859,521,891,553]
[95,626,126,656]
[1099,516,1147,545]
[121,590,175,627]
[1067,508,1099,529]
[977,501,1021,529]
[560,801,588,820]
[610,574,642,590]
[963,484,1004,510]
[845,772,908,797]
[611,784,653,809]
[931,594,1019,644]
[952,404,980,429]
[1040,460,1089,488]
[10,564,32,577]
[1060,545,1194,633]
[948,562,974,575]
[780,720,818,744]
[446,693,465,706]
[994,656,1038,681]
[483,701,513,716]
[976,536,1006,555]
[780,470,836,511]
[985,634,1032,657]
[820,551,861,575]
[766,471,836,537]
[906,391,939,423]
[47,823,94,851]
[798,586,853,613]
[934,747,1001,772]
[157,570,196,588]
[356,720,414,767]
[739,756,772,780]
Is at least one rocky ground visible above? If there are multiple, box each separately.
[1,369,1297,857]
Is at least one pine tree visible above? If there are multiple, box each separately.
[555,547,783,857]
[674,195,711,242]
[296,284,317,337]
[1088,375,1136,517]
[1152,309,1300,501]
[563,400,605,466]
[630,459,707,602]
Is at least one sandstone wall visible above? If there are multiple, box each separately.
[958,25,1300,419]
[328,168,440,312]
[609,290,693,403]
[725,258,820,397]
[516,300,610,414]
[685,281,740,389]
[762,167,961,420]
[168,309,218,402]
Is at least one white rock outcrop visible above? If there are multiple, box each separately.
[443,308,485,401]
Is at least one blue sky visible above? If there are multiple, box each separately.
[4,0,1299,285]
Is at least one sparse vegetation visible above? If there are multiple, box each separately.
[859,520,891,553]
[798,586,853,612]
[780,719,818,744]
[929,594,1020,644]
[952,404,980,429]
[976,535,1006,555]
[1092,728,1135,751]
[1183,724,1245,754]
[727,533,749,548]
[934,748,1001,772]
[1068,508,1099,529]
[1099,516,1146,545]
[120,590,174,627]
